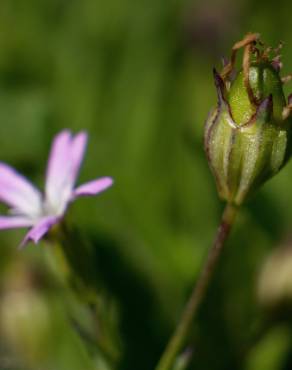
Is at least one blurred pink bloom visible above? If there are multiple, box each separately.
[0,130,113,247]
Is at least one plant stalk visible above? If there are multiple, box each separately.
[155,203,238,370]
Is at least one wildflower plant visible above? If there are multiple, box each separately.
[155,33,292,370]
[0,129,116,368]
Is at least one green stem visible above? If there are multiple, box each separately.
[50,223,120,365]
[155,203,238,370]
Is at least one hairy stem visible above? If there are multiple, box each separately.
[50,223,120,365]
[155,203,238,370]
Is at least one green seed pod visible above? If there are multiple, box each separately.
[204,35,292,205]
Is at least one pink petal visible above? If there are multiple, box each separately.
[19,216,59,248]
[45,130,71,203]
[73,177,113,198]
[0,163,42,217]
[45,130,88,214]
[0,216,34,229]
[69,132,88,186]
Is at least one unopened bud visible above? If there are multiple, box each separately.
[205,34,292,205]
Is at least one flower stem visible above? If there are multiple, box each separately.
[50,223,120,365]
[155,203,238,370]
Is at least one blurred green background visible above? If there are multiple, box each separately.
[1,0,292,369]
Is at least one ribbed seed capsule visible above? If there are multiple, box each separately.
[204,34,292,205]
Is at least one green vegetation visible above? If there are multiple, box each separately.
[1,0,292,369]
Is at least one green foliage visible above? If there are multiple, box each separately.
[0,0,292,370]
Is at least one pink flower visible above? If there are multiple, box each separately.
[0,130,113,247]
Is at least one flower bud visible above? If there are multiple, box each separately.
[204,34,292,205]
